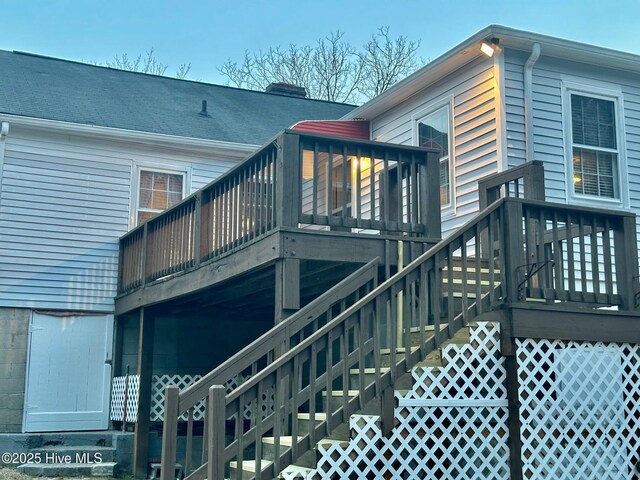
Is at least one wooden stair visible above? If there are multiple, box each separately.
[230,322,481,479]
[228,256,500,480]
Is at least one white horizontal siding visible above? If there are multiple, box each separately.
[0,126,241,311]
[370,57,500,235]
[504,48,640,258]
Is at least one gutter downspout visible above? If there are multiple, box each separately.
[0,121,9,198]
[524,43,541,163]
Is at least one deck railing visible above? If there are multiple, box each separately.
[159,197,639,480]
[118,131,440,294]
[478,160,546,209]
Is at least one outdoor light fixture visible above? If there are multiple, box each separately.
[481,38,500,57]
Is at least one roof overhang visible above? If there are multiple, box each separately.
[345,24,640,120]
[0,113,259,158]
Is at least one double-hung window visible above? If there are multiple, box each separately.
[571,95,618,198]
[136,169,185,225]
[564,82,626,206]
[417,103,453,210]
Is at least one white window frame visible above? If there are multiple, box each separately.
[412,96,455,217]
[562,79,628,208]
[130,164,190,228]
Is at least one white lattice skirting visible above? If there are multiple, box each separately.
[111,373,260,422]
[516,338,640,479]
[282,321,511,479]
[110,374,140,422]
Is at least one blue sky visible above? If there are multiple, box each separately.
[2,0,639,84]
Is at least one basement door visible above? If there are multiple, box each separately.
[23,313,113,432]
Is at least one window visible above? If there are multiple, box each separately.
[136,170,185,225]
[570,94,618,199]
[417,105,452,208]
[563,81,628,207]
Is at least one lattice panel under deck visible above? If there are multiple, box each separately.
[151,374,203,421]
[281,322,510,479]
[110,374,140,422]
[149,373,271,422]
[516,338,640,479]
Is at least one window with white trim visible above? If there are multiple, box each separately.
[570,94,619,199]
[136,170,185,225]
[417,105,452,208]
[562,78,632,210]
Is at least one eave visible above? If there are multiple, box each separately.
[0,113,259,158]
[345,24,640,120]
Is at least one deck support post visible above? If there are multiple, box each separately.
[133,307,155,478]
[275,258,300,323]
[110,314,125,430]
[502,312,524,480]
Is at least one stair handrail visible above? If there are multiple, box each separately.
[162,197,638,480]
[192,198,507,480]
[160,257,380,477]
[228,198,508,400]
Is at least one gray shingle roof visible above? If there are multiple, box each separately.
[0,50,355,145]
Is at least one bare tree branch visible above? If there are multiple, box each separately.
[218,27,422,104]
[101,48,191,79]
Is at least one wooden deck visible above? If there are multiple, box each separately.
[115,131,442,318]
[115,137,640,479]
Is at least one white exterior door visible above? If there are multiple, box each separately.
[23,313,113,432]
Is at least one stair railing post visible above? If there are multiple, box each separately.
[160,386,179,480]
[208,385,226,480]
[501,200,525,304]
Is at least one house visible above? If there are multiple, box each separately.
[0,49,354,464]
[4,23,640,479]
[110,25,639,480]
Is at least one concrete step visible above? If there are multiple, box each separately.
[31,445,116,463]
[14,431,117,448]
[17,461,117,477]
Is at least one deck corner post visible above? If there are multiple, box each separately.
[207,385,226,480]
[523,160,546,201]
[160,386,179,480]
[275,132,301,228]
[614,215,640,311]
[502,200,525,305]
[133,307,155,478]
[422,150,441,240]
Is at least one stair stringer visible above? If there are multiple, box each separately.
[281,322,510,480]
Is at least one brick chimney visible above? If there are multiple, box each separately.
[265,82,307,98]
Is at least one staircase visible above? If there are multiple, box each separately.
[278,321,509,479]
[159,197,635,480]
